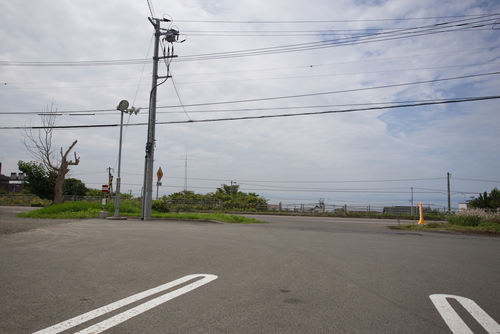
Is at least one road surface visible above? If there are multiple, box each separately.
[0,212,498,333]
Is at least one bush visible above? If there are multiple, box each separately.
[447,209,500,227]
[108,199,142,214]
[447,215,482,227]
[152,200,169,213]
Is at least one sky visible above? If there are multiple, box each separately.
[1,0,499,211]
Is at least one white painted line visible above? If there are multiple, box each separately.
[429,294,500,334]
[33,274,218,334]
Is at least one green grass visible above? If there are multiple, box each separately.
[17,201,101,219]
[151,212,266,224]
[393,221,500,235]
[17,201,266,224]
[446,214,482,227]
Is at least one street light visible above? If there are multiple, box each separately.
[114,100,140,218]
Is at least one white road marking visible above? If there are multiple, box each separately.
[33,274,218,334]
[429,294,500,334]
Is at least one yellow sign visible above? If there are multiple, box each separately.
[157,167,163,181]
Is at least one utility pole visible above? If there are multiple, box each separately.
[141,17,181,220]
[447,172,451,213]
[184,153,188,193]
[230,180,237,195]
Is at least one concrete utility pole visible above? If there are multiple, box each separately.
[141,17,181,220]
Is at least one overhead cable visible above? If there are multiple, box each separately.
[1,71,498,116]
[1,15,497,67]
[1,95,498,130]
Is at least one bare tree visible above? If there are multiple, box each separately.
[24,102,80,204]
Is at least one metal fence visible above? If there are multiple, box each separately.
[0,194,452,215]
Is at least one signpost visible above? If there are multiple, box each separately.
[156,167,163,200]
[100,185,109,218]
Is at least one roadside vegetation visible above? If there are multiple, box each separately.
[16,200,266,224]
[394,188,500,236]
[6,182,500,232]
[394,216,500,235]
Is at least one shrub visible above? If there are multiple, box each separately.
[447,209,500,227]
[447,215,482,227]
[152,200,169,213]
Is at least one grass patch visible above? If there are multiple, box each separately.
[152,212,266,224]
[393,209,500,236]
[447,214,482,227]
[393,221,500,235]
[18,201,101,219]
[17,201,266,224]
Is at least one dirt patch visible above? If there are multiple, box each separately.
[0,206,71,235]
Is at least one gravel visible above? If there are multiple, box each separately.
[0,206,71,235]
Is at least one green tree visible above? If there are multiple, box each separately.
[216,183,239,196]
[17,160,55,200]
[212,184,267,210]
[162,186,268,211]
[469,188,500,209]
[63,178,88,196]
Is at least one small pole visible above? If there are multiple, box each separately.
[114,109,124,218]
[447,172,451,214]
[410,186,414,217]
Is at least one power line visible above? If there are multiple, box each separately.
[176,15,500,62]
[169,71,192,121]
[174,13,500,24]
[1,15,497,67]
[454,177,500,183]
[154,96,499,125]
[1,71,498,116]
[0,59,150,67]
[167,176,446,183]
[146,0,155,18]
[3,58,495,93]
[1,95,497,130]
[155,71,500,109]
[155,97,492,115]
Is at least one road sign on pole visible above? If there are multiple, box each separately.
[157,167,163,182]
[102,185,109,193]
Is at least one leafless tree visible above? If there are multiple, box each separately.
[24,102,80,204]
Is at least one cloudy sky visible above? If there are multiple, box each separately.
[1,0,499,211]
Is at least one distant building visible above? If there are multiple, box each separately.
[458,203,469,211]
[0,163,25,193]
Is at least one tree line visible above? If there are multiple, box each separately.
[154,183,268,212]
[16,162,268,211]
[468,188,500,210]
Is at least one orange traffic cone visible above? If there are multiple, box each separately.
[418,202,425,224]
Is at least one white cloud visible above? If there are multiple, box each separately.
[1,0,499,209]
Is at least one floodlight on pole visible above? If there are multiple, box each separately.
[114,100,140,219]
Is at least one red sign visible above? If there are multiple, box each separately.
[102,185,109,193]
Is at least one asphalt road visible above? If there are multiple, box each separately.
[0,212,499,333]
